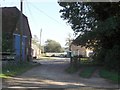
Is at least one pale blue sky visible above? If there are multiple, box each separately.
[1,0,74,47]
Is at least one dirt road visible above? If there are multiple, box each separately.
[2,58,119,89]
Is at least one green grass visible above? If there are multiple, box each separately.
[39,57,58,60]
[80,58,89,61]
[65,65,79,74]
[99,69,119,83]
[1,61,38,78]
[0,74,11,78]
[79,67,96,78]
[79,57,97,65]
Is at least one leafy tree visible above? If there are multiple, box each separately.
[58,2,120,71]
[32,35,39,47]
[32,35,44,53]
[44,39,62,53]
[65,33,73,52]
[65,33,73,46]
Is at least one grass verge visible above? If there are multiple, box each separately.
[99,69,119,83]
[0,74,11,78]
[65,65,79,74]
[79,67,96,78]
[1,61,39,78]
[39,57,58,60]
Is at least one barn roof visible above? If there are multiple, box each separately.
[2,7,32,38]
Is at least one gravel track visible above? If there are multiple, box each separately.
[2,58,119,90]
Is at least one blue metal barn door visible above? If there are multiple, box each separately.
[14,35,20,60]
[14,35,26,61]
[22,37,26,60]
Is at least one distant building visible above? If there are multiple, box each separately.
[71,44,86,57]
[70,44,93,57]
[31,43,41,59]
[70,35,93,57]
[2,7,32,61]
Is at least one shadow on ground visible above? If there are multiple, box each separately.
[2,58,120,90]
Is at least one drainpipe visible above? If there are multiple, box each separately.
[20,0,23,61]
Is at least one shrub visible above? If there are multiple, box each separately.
[105,45,120,71]
[93,48,108,65]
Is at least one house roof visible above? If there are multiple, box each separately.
[2,7,32,38]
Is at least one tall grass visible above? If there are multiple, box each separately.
[1,61,37,78]
[79,67,96,78]
[99,69,119,83]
